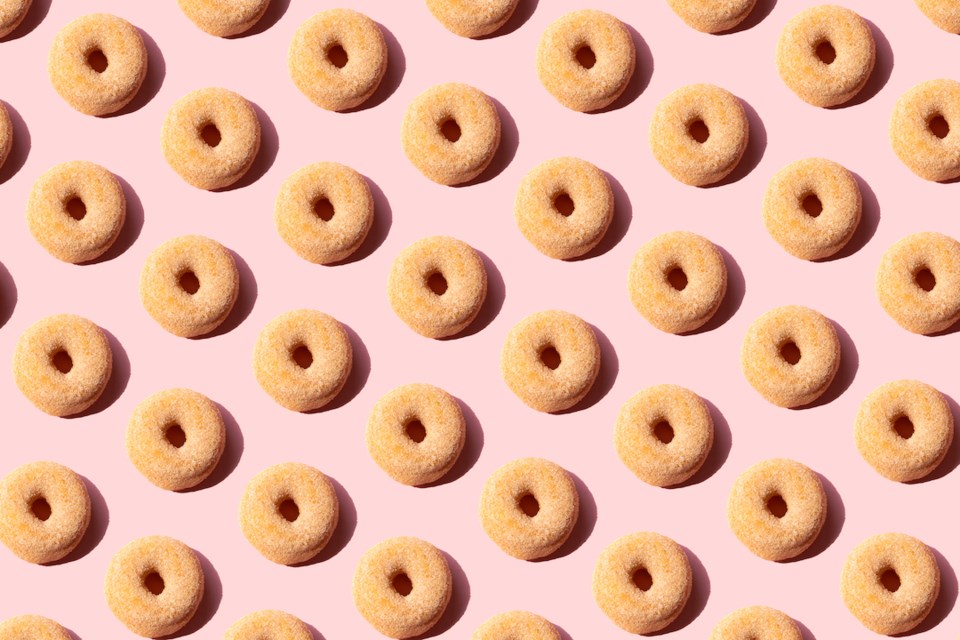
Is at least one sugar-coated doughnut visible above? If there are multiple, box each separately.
[710,606,802,640]
[762,158,862,260]
[401,82,501,185]
[479,457,579,560]
[915,0,960,33]
[225,610,312,640]
[139,235,239,338]
[239,462,339,565]
[161,87,261,190]
[536,10,636,112]
[615,384,714,487]
[387,235,488,338]
[876,231,960,334]
[26,160,126,264]
[472,611,560,640]
[126,388,226,491]
[353,536,452,639]
[514,157,614,260]
[841,533,940,635]
[501,310,600,412]
[13,314,113,416]
[855,380,954,482]
[366,383,466,486]
[177,0,271,37]
[104,535,204,638]
[427,0,519,38]
[48,14,147,116]
[288,9,387,111]
[0,615,71,640]
[252,309,354,412]
[593,532,692,634]
[649,84,749,186]
[0,461,90,564]
[727,458,827,561]
[274,162,374,265]
[0,101,11,171]
[667,0,758,33]
[890,80,960,182]
[0,0,32,38]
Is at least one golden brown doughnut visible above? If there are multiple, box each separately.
[225,610,312,640]
[426,0,520,38]
[472,610,560,640]
[0,101,11,171]
[0,0,32,38]
[667,0,758,33]
[0,615,71,640]
[710,606,802,640]
[890,80,960,182]
[915,0,960,33]
[177,0,271,37]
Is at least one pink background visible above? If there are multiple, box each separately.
[2,0,960,637]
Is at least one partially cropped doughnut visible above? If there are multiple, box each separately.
[225,610,312,640]
[536,10,636,112]
[12,314,113,416]
[667,0,758,33]
[48,14,147,116]
[0,615,71,640]
[649,84,749,186]
[472,611,560,640]
[0,0,32,38]
[427,0,519,38]
[0,101,11,170]
[401,82,501,185]
[353,536,452,639]
[915,0,960,33]
[890,80,960,182]
[710,606,802,640]
[0,461,91,564]
[177,0,271,37]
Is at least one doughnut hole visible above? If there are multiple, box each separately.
[392,572,413,596]
[928,114,950,139]
[165,423,186,448]
[51,349,73,374]
[404,419,427,443]
[31,497,52,521]
[779,341,802,366]
[426,272,448,295]
[439,118,461,143]
[653,420,675,444]
[815,40,836,65]
[178,271,200,295]
[291,344,313,369]
[666,266,688,291]
[64,196,87,221]
[575,45,596,69]
[767,494,788,518]
[539,345,561,370]
[199,123,222,148]
[801,193,823,218]
[313,197,335,221]
[687,118,710,144]
[86,49,108,73]
[893,415,915,439]
[631,567,653,591]
[553,193,575,217]
[914,267,936,292]
[326,44,348,69]
[517,492,540,517]
[277,497,300,522]
[143,571,165,596]
[880,568,901,592]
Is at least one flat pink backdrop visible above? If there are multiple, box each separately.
[2,0,959,637]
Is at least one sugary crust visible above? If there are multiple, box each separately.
[177,0,271,37]
[915,0,960,32]
[890,79,960,182]
[667,0,758,33]
[426,0,519,38]
[472,610,561,640]
[224,610,312,640]
[709,606,803,640]
[0,0,32,38]
[0,615,71,640]
[0,101,12,170]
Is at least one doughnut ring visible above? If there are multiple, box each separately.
[536,10,636,112]
[0,0,32,38]
[0,101,11,171]
[0,461,91,564]
[667,0,757,33]
[890,80,960,182]
[615,384,714,487]
[239,462,339,565]
[366,383,466,486]
[876,231,960,334]
[855,380,954,482]
[353,536,452,639]
[104,535,204,638]
[48,13,147,116]
[740,305,840,408]
[841,533,940,635]
[126,388,226,491]
[225,610,312,640]
[710,606,802,640]
[161,87,261,190]
[274,162,374,265]
[592,532,692,634]
[12,314,113,417]
[915,0,960,33]
[177,0,271,37]
[252,309,353,412]
[139,235,239,338]
[401,82,501,185]
[0,615,71,640]
[387,235,488,339]
[26,160,126,264]
[288,9,387,111]
[775,5,875,108]
[514,157,614,260]
[727,458,827,561]
[479,457,579,560]
[426,0,519,38]
[472,611,560,640]
[762,158,862,260]
[628,231,728,333]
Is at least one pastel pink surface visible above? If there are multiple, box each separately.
[1,0,959,638]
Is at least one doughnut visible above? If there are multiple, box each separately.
[274,162,374,265]
[649,84,749,186]
[139,235,239,338]
[48,14,148,116]
[876,232,960,334]
[288,9,387,111]
[26,160,126,264]
[352,536,452,639]
[627,231,728,333]
[710,606,802,640]
[12,314,113,417]
[740,305,840,408]
[401,82,501,185]
[615,384,714,487]
[387,236,488,338]
[366,383,466,486]
[177,0,271,37]
[500,310,600,412]
[667,0,757,33]
[0,461,91,564]
[479,457,579,560]
[126,388,226,491]
[775,5,876,108]
[239,462,339,565]
[514,157,614,260]
[762,158,862,260]
[104,535,204,638]
[472,611,560,640]
[0,615,71,640]
[225,610,312,640]
[536,10,636,112]
[0,101,11,171]
[915,0,960,33]
[855,380,954,482]
[592,532,692,634]
[0,0,32,38]
[841,533,940,635]
[426,0,519,38]
[160,87,261,190]
[252,309,353,412]
[890,80,960,182]
[727,458,827,561]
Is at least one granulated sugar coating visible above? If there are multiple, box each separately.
[667,0,757,33]
[890,79,960,182]
[426,0,519,38]
[0,615,71,640]
[0,0,31,38]
[915,0,960,32]
[0,101,11,170]
[224,609,313,640]
[177,0,271,37]
[471,610,561,640]
[709,606,803,640]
